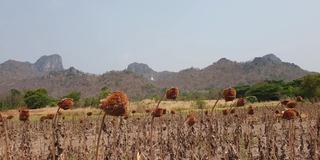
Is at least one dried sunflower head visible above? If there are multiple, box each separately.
[46,114,54,120]
[222,109,229,116]
[19,108,30,122]
[7,115,14,120]
[100,91,129,117]
[281,100,289,106]
[223,88,236,102]
[296,96,303,102]
[151,108,166,118]
[166,87,179,100]
[282,109,299,120]
[186,114,197,126]
[286,101,297,108]
[236,98,245,107]
[87,112,93,116]
[58,98,74,110]
[247,106,254,115]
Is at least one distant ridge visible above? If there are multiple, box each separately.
[0,54,312,98]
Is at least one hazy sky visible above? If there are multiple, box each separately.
[0,0,320,74]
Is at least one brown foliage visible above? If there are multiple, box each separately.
[223,88,236,102]
[100,91,129,117]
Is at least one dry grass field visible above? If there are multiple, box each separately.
[0,99,320,160]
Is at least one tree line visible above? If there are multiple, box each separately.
[1,74,320,110]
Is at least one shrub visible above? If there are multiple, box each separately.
[245,82,281,101]
[23,89,53,109]
[245,96,258,103]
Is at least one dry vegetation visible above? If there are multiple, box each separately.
[1,96,320,159]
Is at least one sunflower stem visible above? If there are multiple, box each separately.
[95,112,107,160]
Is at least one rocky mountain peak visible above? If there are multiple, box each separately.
[34,54,64,72]
[127,62,155,73]
[253,54,282,64]
[126,62,158,80]
[216,58,233,64]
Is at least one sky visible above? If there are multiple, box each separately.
[0,0,320,74]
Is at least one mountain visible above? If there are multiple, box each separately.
[0,54,312,98]
[126,62,157,80]
[127,54,309,90]
[0,54,64,86]
[34,54,63,72]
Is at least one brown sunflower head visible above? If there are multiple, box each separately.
[170,110,176,115]
[19,108,30,122]
[58,98,74,110]
[222,109,229,116]
[40,116,48,122]
[46,114,54,120]
[7,115,14,120]
[166,87,179,100]
[87,112,93,116]
[236,98,245,107]
[286,101,297,108]
[162,109,167,115]
[281,100,289,106]
[151,108,166,118]
[282,109,299,120]
[145,109,151,113]
[230,108,236,114]
[296,96,303,102]
[247,106,254,115]
[131,110,136,114]
[186,114,197,126]
[100,91,129,117]
[223,88,237,102]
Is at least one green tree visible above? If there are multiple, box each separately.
[98,87,111,99]
[235,85,251,98]
[83,97,99,107]
[298,74,320,99]
[245,82,282,101]
[64,91,81,102]
[24,89,53,109]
